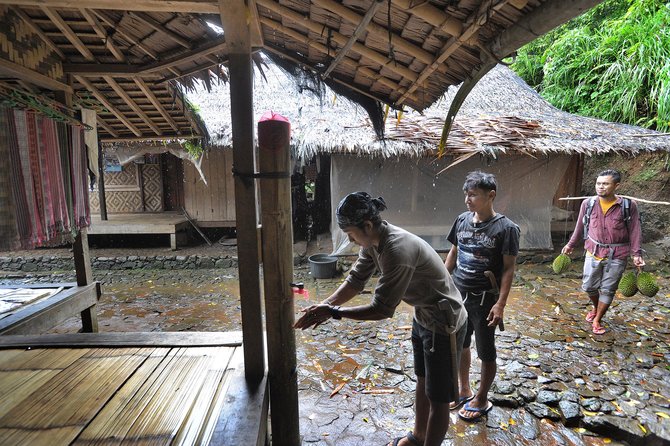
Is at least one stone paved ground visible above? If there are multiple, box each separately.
[1,244,669,446]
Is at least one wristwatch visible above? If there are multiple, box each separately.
[329,305,342,320]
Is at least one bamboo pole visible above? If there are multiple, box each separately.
[258,116,300,445]
[559,196,670,205]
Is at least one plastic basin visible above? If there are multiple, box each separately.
[308,254,338,279]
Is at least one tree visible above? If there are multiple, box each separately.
[511,0,670,132]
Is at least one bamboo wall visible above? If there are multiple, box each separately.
[90,163,163,213]
[0,7,64,82]
[183,148,236,226]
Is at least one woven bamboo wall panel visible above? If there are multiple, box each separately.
[89,164,163,213]
[141,164,163,212]
[90,191,143,213]
[0,7,64,81]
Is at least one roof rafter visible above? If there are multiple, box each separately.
[397,0,513,105]
[321,0,385,80]
[256,0,418,83]
[80,8,126,62]
[127,11,192,49]
[263,44,399,110]
[312,0,435,66]
[103,75,161,134]
[93,10,160,60]
[75,75,142,136]
[42,6,95,61]
[134,77,180,132]
[260,16,418,104]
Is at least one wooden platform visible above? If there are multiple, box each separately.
[0,332,268,446]
[0,283,100,335]
[88,213,190,250]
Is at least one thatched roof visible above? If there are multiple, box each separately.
[1,0,607,143]
[190,61,670,163]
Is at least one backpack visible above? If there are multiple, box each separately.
[582,196,634,240]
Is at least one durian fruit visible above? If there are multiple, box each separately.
[552,253,571,274]
[637,271,660,297]
[617,270,637,297]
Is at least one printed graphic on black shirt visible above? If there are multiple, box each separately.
[447,213,520,292]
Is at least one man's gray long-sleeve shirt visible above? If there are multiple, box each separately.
[345,222,467,335]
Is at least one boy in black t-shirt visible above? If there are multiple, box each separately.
[445,171,520,422]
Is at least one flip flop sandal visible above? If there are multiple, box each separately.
[449,395,474,410]
[592,325,607,335]
[458,401,494,422]
[585,310,596,322]
[388,432,423,446]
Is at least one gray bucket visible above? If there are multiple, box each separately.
[308,254,338,279]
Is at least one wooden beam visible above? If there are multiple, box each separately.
[311,0,435,65]
[490,0,604,59]
[127,11,192,49]
[103,76,161,135]
[79,8,126,62]
[140,36,228,74]
[63,63,140,76]
[153,58,227,84]
[41,6,95,61]
[0,0,221,13]
[10,6,65,59]
[396,0,512,105]
[263,45,401,108]
[322,0,385,80]
[93,10,160,60]
[75,75,142,136]
[134,77,180,132]
[248,0,264,47]
[0,331,243,348]
[0,58,72,93]
[94,115,118,137]
[255,0,419,83]
[260,18,417,103]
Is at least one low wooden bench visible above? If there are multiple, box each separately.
[0,332,268,446]
[0,283,100,335]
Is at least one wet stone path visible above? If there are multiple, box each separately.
[1,260,669,446]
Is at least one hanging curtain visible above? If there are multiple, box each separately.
[0,106,90,250]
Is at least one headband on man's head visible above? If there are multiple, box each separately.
[336,192,387,228]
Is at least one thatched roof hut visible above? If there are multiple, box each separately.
[189,61,669,252]
[192,61,669,162]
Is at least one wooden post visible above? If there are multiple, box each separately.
[97,142,108,220]
[258,115,300,445]
[220,0,266,383]
[60,87,99,333]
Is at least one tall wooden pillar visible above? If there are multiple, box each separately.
[259,116,300,445]
[220,0,266,382]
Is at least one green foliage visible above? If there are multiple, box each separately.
[511,0,670,132]
[183,140,204,158]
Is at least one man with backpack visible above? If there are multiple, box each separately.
[562,169,644,335]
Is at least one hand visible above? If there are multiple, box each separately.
[632,255,645,267]
[487,303,504,327]
[561,245,573,255]
[294,304,332,330]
